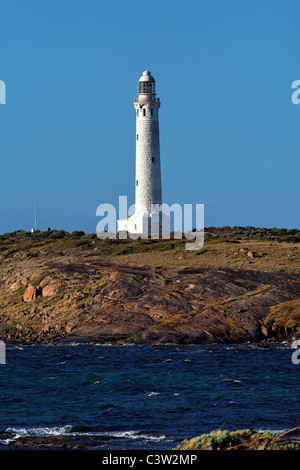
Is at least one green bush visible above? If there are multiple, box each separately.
[71,230,85,238]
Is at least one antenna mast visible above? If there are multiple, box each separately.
[34,197,37,231]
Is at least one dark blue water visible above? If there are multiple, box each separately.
[0,343,299,449]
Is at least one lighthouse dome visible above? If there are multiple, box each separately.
[139,70,155,82]
[138,70,156,94]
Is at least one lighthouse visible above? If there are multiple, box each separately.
[118,70,166,236]
[134,69,162,216]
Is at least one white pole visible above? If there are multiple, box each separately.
[34,197,37,231]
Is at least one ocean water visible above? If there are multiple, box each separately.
[0,342,299,449]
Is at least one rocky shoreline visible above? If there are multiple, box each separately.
[1,263,300,346]
[2,424,299,451]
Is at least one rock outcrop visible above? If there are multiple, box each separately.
[0,233,299,345]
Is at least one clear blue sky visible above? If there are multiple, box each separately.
[1,0,299,233]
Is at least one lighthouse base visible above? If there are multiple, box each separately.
[117,211,170,238]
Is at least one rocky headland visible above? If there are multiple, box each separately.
[0,227,299,345]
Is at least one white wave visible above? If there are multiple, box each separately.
[145,391,161,397]
[1,426,74,446]
[2,425,166,444]
[254,428,288,435]
[221,378,242,383]
[103,430,166,441]
[5,425,73,437]
[0,438,14,446]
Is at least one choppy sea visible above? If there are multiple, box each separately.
[0,342,299,450]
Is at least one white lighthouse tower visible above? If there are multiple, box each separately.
[118,70,166,236]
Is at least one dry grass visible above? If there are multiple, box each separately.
[265,299,300,330]
[0,230,299,273]
[112,240,300,273]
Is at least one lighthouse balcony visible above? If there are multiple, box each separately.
[135,96,160,104]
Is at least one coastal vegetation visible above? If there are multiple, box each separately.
[176,428,300,450]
